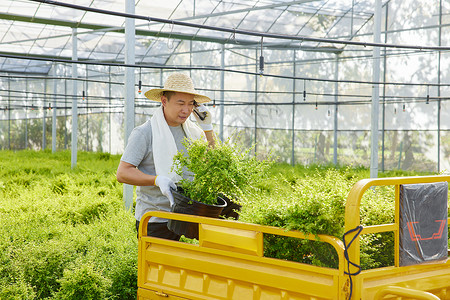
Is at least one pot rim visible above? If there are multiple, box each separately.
[171,187,227,208]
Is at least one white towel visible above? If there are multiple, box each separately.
[151,106,205,182]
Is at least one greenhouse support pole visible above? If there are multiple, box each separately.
[71,28,78,169]
[43,78,47,150]
[220,44,225,142]
[291,50,296,166]
[381,3,389,172]
[437,0,442,173]
[370,0,382,178]
[25,77,28,149]
[123,0,136,211]
[52,64,57,153]
[108,67,112,154]
[333,54,339,166]
[254,49,258,155]
[189,41,192,78]
[7,79,10,149]
[64,74,68,149]
[85,66,89,151]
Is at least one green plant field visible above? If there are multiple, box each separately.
[0,150,137,300]
[0,150,447,299]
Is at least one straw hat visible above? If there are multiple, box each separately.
[144,72,211,103]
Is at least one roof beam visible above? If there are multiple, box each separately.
[0,12,252,44]
[176,0,320,21]
[0,12,109,30]
[0,12,341,52]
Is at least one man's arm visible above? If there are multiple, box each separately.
[116,161,176,205]
[116,161,156,186]
[204,130,216,148]
[193,104,216,148]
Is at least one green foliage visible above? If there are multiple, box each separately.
[0,149,445,300]
[0,150,137,299]
[55,263,110,300]
[241,168,356,235]
[263,235,339,268]
[173,138,274,205]
[239,168,355,268]
[239,165,440,270]
[0,278,36,300]
[21,242,72,298]
[107,254,138,300]
[98,152,111,161]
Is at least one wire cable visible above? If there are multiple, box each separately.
[343,225,363,300]
[28,0,450,51]
[2,52,450,88]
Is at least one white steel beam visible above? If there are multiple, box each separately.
[52,64,57,153]
[123,0,135,211]
[370,0,382,178]
[71,28,78,169]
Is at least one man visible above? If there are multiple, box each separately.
[116,72,215,240]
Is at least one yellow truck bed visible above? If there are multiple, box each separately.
[138,175,450,299]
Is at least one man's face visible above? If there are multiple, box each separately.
[161,92,195,126]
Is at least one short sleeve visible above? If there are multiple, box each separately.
[120,124,151,167]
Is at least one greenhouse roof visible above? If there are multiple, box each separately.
[2,0,387,74]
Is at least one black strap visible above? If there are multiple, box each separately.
[343,225,363,300]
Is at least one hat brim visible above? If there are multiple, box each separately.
[144,88,211,103]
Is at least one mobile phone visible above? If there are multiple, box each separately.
[193,101,207,121]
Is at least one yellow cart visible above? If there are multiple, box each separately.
[138,175,450,299]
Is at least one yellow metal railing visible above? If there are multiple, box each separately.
[139,211,347,299]
[343,175,450,299]
[138,175,450,299]
[140,210,345,269]
[344,175,450,271]
[374,286,441,300]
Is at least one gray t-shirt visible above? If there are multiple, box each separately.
[120,120,187,222]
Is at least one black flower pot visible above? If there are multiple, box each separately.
[218,193,241,220]
[167,187,227,239]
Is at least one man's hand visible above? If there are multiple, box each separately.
[193,104,213,131]
[155,175,176,206]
